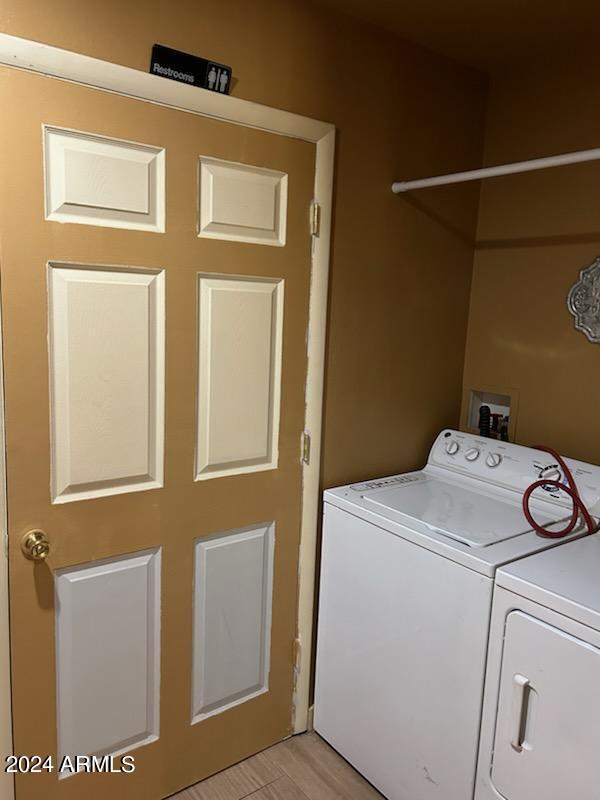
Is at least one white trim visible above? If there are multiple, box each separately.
[0,34,332,142]
[0,33,335,745]
[293,127,335,733]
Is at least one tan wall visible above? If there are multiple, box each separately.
[462,52,600,464]
[1,0,487,487]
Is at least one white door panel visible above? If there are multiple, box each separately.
[198,156,287,246]
[55,549,161,770]
[195,274,284,480]
[492,611,600,800]
[44,126,165,231]
[48,263,165,503]
[191,523,274,723]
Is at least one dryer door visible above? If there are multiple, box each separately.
[491,611,600,800]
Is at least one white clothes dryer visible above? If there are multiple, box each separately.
[475,533,600,800]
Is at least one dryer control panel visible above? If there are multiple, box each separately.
[428,430,600,515]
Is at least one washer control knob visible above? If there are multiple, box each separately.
[465,447,480,462]
[445,440,459,455]
[540,466,561,482]
[486,453,502,468]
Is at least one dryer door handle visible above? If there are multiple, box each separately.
[509,673,530,752]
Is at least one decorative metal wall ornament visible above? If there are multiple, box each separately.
[568,257,600,343]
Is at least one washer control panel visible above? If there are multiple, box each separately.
[430,429,600,514]
[444,437,498,467]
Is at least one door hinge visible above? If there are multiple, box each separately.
[310,201,321,237]
[301,432,311,465]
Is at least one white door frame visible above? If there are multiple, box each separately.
[0,33,334,789]
[0,298,12,799]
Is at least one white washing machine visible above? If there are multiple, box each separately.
[475,533,600,800]
[314,429,600,800]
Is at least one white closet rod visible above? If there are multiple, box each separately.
[391,147,600,193]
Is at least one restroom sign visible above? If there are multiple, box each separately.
[150,44,232,95]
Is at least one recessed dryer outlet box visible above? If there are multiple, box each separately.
[461,386,519,441]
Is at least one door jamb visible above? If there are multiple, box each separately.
[0,33,334,764]
[0,298,12,799]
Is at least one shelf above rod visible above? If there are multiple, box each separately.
[391,147,600,193]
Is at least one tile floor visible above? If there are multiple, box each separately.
[172,731,384,800]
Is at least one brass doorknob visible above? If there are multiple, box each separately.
[21,530,51,562]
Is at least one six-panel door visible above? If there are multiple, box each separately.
[0,67,315,800]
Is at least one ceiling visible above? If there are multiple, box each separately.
[316,0,599,72]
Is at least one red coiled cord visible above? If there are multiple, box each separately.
[522,445,598,538]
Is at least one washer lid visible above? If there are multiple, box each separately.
[361,476,559,547]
